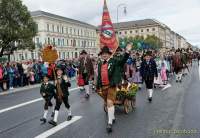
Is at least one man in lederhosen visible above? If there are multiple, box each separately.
[97,45,131,133]
[140,51,158,102]
[78,50,94,99]
[49,68,72,126]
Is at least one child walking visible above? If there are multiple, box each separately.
[40,76,56,123]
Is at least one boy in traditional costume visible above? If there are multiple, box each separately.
[49,68,72,126]
[40,76,56,123]
[97,45,131,133]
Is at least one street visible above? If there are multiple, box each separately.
[0,63,200,138]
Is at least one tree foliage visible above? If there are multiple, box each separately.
[144,35,162,50]
[119,35,162,50]
[0,0,37,57]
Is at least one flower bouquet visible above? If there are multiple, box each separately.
[116,83,138,100]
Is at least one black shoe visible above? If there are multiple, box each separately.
[48,120,57,126]
[85,94,90,99]
[148,97,152,103]
[67,115,73,121]
[112,119,116,124]
[107,124,112,133]
[179,80,182,83]
[40,118,46,123]
[176,80,178,83]
[51,112,55,118]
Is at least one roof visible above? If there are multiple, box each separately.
[97,19,164,31]
[113,19,159,29]
[31,10,97,29]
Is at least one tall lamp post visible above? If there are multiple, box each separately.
[117,3,127,34]
[117,3,127,47]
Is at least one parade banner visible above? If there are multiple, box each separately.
[100,0,118,53]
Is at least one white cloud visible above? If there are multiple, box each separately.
[22,0,200,46]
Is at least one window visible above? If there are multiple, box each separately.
[66,39,69,46]
[152,28,155,31]
[62,39,65,46]
[71,40,73,46]
[67,52,69,58]
[81,41,84,47]
[147,29,149,32]
[130,31,133,34]
[53,38,55,45]
[66,28,68,34]
[31,52,34,59]
[25,53,28,60]
[70,28,72,34]
[78,40,80,46]
[47,24,49,31]
[75,52,78,58]
[141,29,143,32]
[74,29,76,35]
[63,52,65,59]
[57,26,59,33]
[48,37,50,44]
[52,25,54,32]
[58,39,60,46]
[125,31,127,34]
[61,27,64,34]
[135,30,138,33]
[78,30,79,36]
[19,54,23,60]
[119,32,122,34]
[73,40,76,47]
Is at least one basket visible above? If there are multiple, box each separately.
[116,83,138,100]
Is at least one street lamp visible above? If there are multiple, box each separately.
[117,3,127,34]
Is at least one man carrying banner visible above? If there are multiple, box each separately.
[97,44,131,133]
[97,0,132,133]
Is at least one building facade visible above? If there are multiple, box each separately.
[112,19,191,49]
[11,11,98,61]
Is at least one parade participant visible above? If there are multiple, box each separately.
[49,68,72,126]
[97,44,131,133]
[161,62,167,85]
[172,49,183,83]
[78,50,94,99]
[140,51,158,102]
[40,76,56,123]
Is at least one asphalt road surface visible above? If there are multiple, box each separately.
[0,63,200,138]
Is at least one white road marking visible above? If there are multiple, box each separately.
[0,98,43,114]
[0,87,80,114]
[35,116,82,138]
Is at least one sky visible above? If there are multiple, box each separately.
[22,0,200,47]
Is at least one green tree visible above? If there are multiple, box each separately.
[144,35,162,49]
[0,0,37,60]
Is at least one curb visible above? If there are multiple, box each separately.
[0,84,41,96]
[0,77,77,96]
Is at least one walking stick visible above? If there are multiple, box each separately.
[53,68,63,101]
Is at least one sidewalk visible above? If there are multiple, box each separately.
[0,77,77,96]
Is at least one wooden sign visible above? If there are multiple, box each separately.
[41,44,58,63]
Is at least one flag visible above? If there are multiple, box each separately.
[100,0,118,53]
